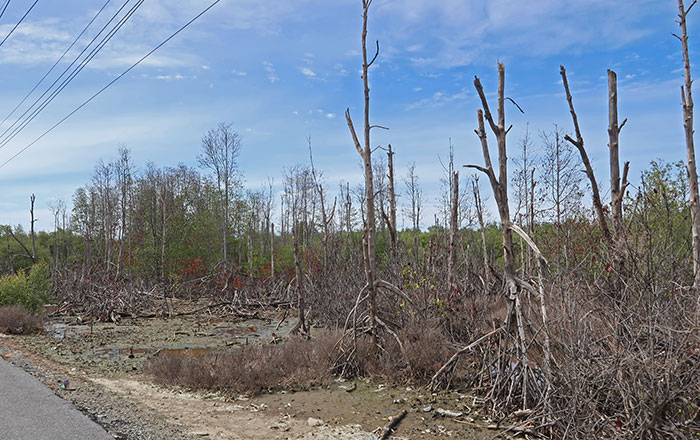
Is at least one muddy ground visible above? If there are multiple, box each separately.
[1,305,496,440]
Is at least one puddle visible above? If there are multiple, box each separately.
[91,347,148,361]
[45,322,91,339]
[157,347,220,358]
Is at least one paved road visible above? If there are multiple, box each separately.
[0,358,112,440]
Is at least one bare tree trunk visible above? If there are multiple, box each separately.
[560,66,612,243]
[473,176,490,288]
[448,171,459,289]
[345,0,380,349]
[270,223,275,281]
[160,189,167,282]
[467,65,530,400]
[292,221,307,335]
[608,70,629,240]
[387,144,397,248]
[678,0,700,288]
[30,194,36,263]
[248,220,253,275]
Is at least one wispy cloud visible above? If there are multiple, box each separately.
[263,61,279,83]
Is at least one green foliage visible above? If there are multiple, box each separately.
[0,263,51,312]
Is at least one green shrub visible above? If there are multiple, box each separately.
[0,263,51,312]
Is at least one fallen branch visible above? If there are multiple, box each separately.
[379,409,408,440]
[430,326,504,389]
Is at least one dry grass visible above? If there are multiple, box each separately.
[0,305,44,334]
[147,330,342,395]
[147,323,454,396]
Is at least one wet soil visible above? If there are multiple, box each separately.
[4,308,493,439]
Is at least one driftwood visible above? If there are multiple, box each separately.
[379,409,408,440]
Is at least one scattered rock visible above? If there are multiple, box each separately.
[436,408,463,418]
[422,405,433,413]
[307,417,325,427]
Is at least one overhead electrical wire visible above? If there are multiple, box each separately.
[0,0,113,130]
[0,0,39,48]
[0,0,12,22]
[0,0,139,149]
[0,0,223,170]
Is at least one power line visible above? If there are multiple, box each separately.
[0,0,223,170]
[0,0,137,148]
[0,0,11,22]
[0,0,39,48]
[0,0,113,130]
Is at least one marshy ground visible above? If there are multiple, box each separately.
[1,303,494,440]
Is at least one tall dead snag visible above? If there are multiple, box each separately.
[346,0,381,349]
[467,64,518,304]
[309,138,336,271]
[607,70,630,247]
[677,0,700,288]
[386,144,398,249]
[30,194,36,263]
[466,65,532,406]
[560,66,612,243]
[447,171,459,290]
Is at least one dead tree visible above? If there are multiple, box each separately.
[198,123,242,264]
[386,144,398,248]
[465,63,533,406]
[308,137,336,271]
[607,69,630,246]
[447,171,459,290]
[404,164,422,266]
[29,194,36,263]
[560,66,612,243]
[345,0,382,349]
[472,176,490,288]
[676,0,700,287]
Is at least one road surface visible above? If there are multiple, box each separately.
[0,357,112,440]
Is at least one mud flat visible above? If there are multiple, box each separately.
[3,310,492,439]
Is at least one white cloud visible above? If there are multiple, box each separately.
[232,69,247,76]
[326,113,335,119]
[300,67,317,78]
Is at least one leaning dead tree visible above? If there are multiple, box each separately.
[676,0,700,288]
[561,66,629,265]
[560,66,611,243]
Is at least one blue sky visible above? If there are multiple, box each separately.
[0,0,695,230]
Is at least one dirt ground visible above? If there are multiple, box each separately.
[3,307,494,440]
